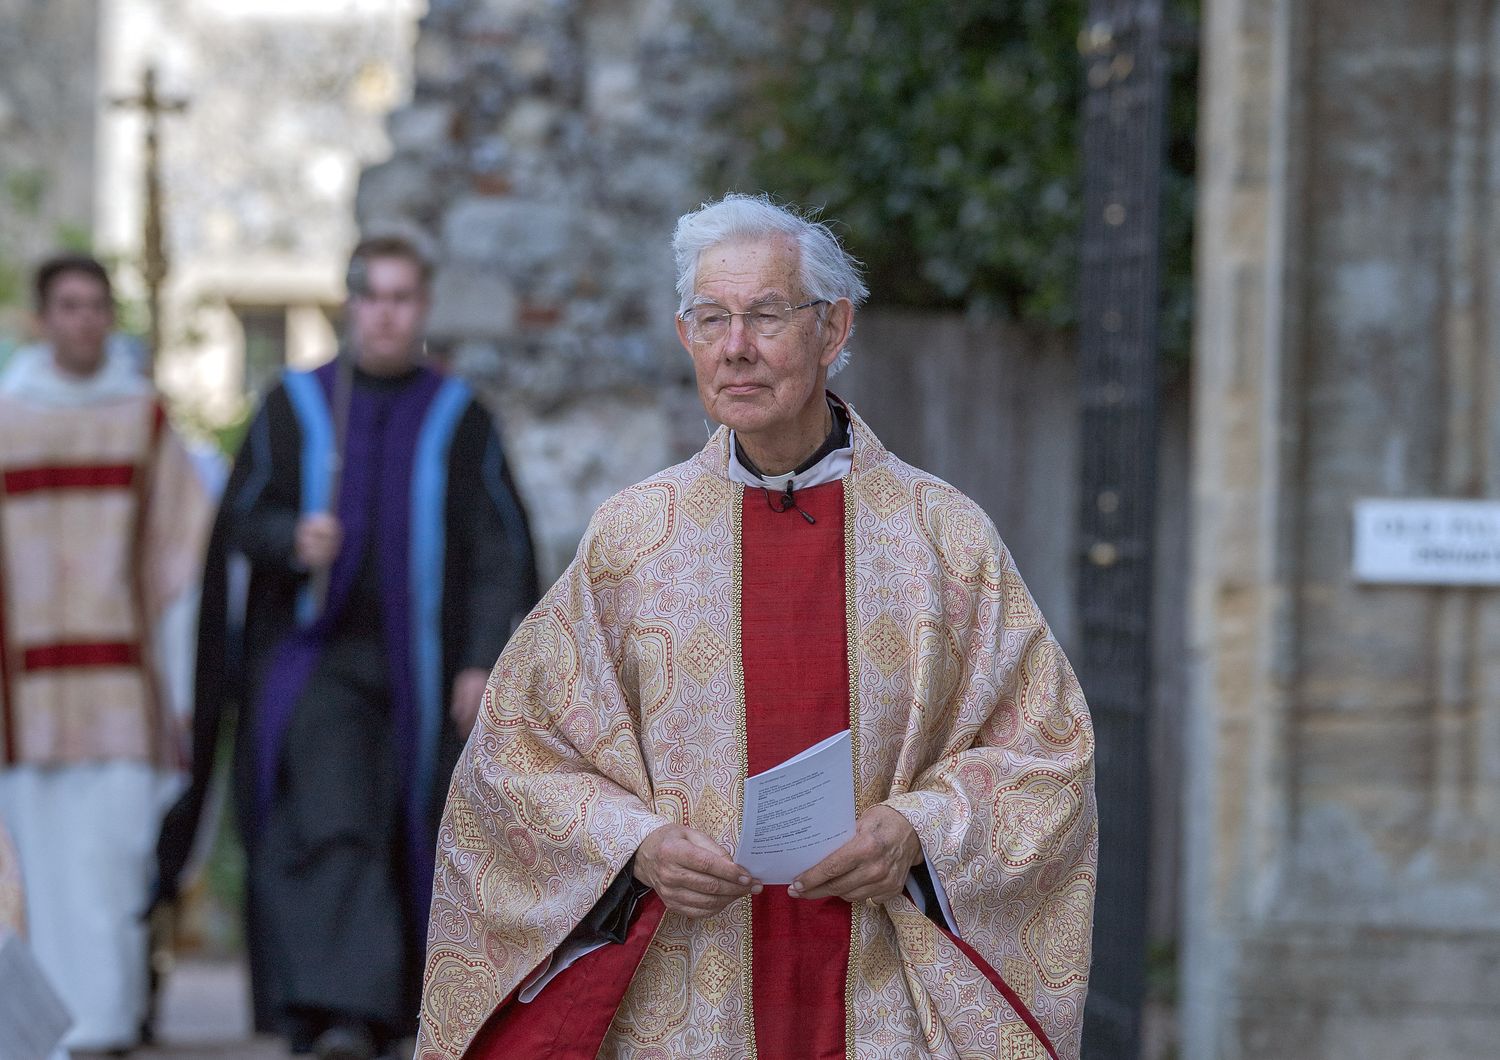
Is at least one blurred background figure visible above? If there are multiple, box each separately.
[155,235,538,1060]
[0,254,212,1053]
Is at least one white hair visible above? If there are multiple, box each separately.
[672,193,870,376]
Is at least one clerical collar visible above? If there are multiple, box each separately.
[728,397,852,492]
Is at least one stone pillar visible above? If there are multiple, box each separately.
[1187,1,1500,1055]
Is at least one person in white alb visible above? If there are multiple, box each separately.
[0,255,211,1052]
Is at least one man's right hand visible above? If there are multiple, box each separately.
[295,513,343,570]
[633,824,760,918]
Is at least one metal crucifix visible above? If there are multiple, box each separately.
[111,66,188,374]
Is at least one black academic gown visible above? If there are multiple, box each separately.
[156,363,537,1038]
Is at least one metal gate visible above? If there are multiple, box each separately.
[1076,1,1169,1055]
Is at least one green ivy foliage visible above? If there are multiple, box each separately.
[737,0,1198,361]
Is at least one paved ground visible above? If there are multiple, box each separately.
[129,959,287,1060]
[126,961,415,1060]
[125,958,1176,1060]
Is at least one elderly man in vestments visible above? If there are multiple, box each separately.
[155,235,539,1060]
[0,255,212,1052]
[416,195,1098,1059]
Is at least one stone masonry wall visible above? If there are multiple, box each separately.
[357,0,776,579]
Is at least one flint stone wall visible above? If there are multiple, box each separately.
[357,0,777,579]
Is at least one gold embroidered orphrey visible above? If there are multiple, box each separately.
[417,406,1098,1059]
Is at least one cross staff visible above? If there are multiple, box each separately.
[111,66,188,375]
[112,71,187,1045]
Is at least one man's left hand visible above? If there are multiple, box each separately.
[450,667,490,737]
[790,804,923,904]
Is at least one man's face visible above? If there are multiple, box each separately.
[349,255,429,374]
[38,271,113,377]
[677,236,848,442]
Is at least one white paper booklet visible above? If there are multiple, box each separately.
[0,929,73,1060]
[734,729,856,885]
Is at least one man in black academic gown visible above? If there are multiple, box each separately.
[155,235,538,1059]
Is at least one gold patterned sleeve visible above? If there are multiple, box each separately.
[881,521,1098,1055]
[417,514,674,1057]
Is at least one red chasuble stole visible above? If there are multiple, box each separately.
[741,479,852,1060]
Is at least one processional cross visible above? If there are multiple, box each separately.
[107,66,189,1050]
[111,66,188,374]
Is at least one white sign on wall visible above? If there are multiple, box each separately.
[1353,499,1500,585]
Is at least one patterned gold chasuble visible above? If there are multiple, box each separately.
[418,408,1098,1059]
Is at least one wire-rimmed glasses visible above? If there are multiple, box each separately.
[679,299,829,344]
